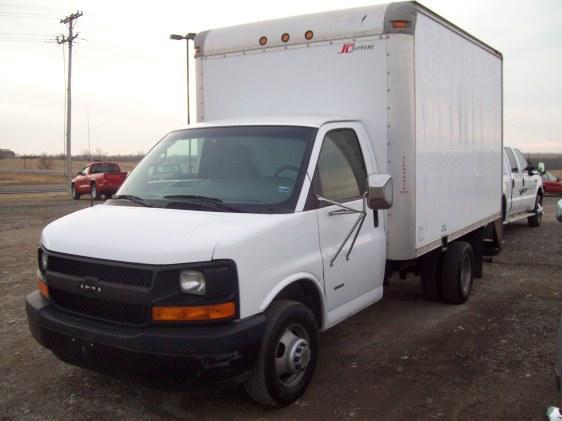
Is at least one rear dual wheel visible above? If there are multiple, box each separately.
[441,242,474,304]
[421,241,474,304]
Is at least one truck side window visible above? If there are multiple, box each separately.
[504,148,518,172]
[316,129,367,203]
[513,149,529,171]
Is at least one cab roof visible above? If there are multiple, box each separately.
[175,115,358,131]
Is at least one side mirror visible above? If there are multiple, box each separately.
[367,174,393,209]
[526,166,538,176]
[538,162,545,175]
[77,171,83,176]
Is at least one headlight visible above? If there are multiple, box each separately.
[179,271,206,295]
[39,250,48,272]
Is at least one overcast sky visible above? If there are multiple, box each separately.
[1,0,561,155]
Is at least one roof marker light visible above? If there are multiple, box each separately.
[259,36,268,46]
[281,33,290,43]
[305,30,314,41]
[392,20,409,29]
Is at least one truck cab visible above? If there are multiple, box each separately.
[502,146,544,226]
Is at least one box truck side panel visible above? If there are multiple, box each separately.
[197,38,389,173]
[414,13,502,253]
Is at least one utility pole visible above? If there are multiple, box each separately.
[57,11,83,183]
[170,33,196,125]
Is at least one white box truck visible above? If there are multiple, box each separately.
[27,2,503,406]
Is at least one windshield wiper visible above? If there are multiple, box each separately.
[162,195,242,213]
[112,195,153,207]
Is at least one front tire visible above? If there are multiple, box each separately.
[527,193,543,227]
[245,300,318,407]
[71,184,80,200]
[440,241,474,304]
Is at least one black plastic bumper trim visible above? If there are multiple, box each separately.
[26,291,265,381]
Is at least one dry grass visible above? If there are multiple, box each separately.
[0,173,67,186]
[0,191,69,204]
[0,158,138,173]
[0,159,138,186]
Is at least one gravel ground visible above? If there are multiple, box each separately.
[0,194,561,420]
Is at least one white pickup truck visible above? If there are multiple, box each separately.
[26,2,503,406]
[502,146,544,226]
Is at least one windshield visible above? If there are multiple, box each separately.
[116,126,316,213]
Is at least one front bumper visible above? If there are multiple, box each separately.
[26,291,265,381]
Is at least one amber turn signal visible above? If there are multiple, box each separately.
[37,277,49,299]
[259,36,268,46]
[152,302,236,321]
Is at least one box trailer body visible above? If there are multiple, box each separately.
[195,2,503,260]
[26,2,503,407]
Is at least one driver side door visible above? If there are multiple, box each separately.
[309,124,386,325]
[76,166,89,193]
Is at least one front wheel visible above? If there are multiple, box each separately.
[245,300,318,406]
[527,194,543,227]
[71,184,80,200]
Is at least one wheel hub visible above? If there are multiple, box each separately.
[288,338,311,372]
[275,325,311,386]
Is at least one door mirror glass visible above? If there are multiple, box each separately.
[367,174,393,209]
[538,162,545,174]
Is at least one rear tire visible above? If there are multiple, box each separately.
[71,184,80,200]
[244,300,318,407]
[527,194,543,227]
[440,241,474,304]
[91,183,100,200]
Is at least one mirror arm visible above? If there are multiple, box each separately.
[317,194,367,267]
[317,196,362,214]
[345,195,367,261]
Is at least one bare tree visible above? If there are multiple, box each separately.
[37,153,54,170]
[93,147,107,161]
